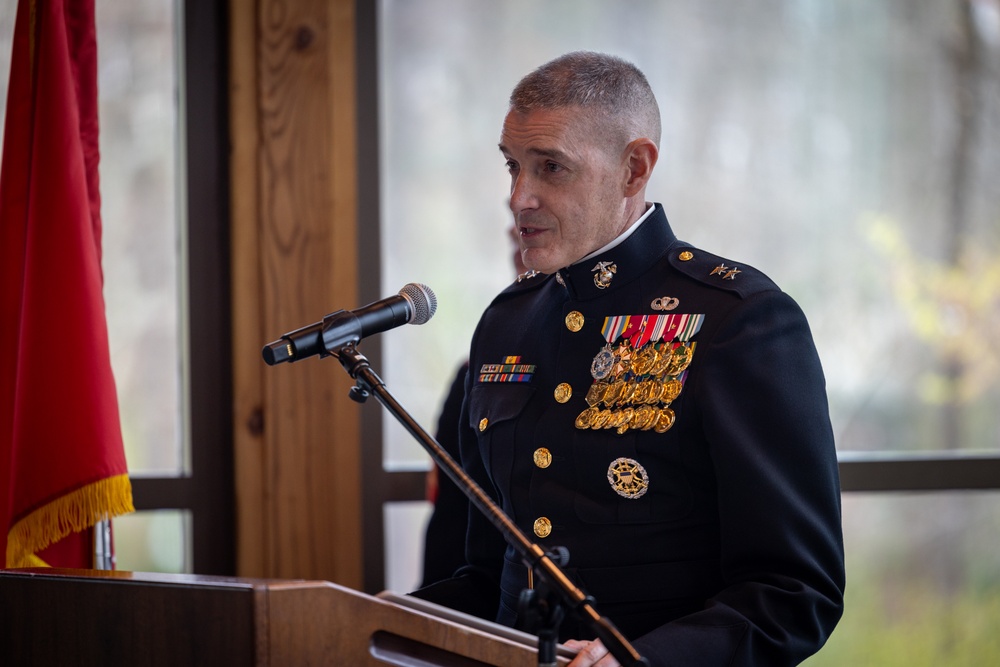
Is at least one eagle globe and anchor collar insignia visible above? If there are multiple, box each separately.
[592,261,617,289]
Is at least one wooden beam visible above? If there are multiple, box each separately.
[230,0,362,587]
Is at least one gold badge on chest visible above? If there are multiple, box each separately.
[608,457,649,499]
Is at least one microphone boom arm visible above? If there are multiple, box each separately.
[331,343,649,667]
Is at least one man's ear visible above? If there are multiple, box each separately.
[623,138,658,197]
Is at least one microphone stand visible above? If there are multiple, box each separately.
[332,343,649,667]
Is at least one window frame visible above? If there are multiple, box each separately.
[129,0,234,576]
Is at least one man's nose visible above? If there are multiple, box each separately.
[509,173,538,212]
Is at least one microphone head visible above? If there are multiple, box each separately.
[399,283,437,325]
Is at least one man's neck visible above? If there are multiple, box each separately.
[575,202,655,266]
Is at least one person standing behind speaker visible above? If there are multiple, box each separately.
[420,225,528,587]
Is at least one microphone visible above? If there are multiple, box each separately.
[262,283,437,365]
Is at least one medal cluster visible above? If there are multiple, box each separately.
[575,339,695,435]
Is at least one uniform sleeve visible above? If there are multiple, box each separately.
[633,290,845,666]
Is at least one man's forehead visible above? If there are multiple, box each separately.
[499,107,588,156]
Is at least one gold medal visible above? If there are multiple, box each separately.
[585,382,608,407]
[650,342,672,376]
[636,405,658,430]
[662,344,693,376]
[618,380,639,406]
[615,407,635,435]
[653,407,676,433]
[660,378,683,403]
[641,380,661,405]
[630,344,659,376]
[640,380,661,404]
[602,380,625,407]
[591,409,613,430]
[575,406,598,429]
[603,409,621,431]
[630,381,650,404]
[627,408,645,431]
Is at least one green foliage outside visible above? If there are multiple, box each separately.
[805,567,1000,666]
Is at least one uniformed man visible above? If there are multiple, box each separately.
[413,51,845,667]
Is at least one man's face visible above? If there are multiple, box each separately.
[500,106,629,274]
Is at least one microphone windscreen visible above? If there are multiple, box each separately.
[399,283,437,325]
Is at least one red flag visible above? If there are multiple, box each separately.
[1,0,133,568]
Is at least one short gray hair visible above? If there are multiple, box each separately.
[509,51,661,148]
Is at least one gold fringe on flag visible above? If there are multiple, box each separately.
[22,552,49,568]
[6,474,135,568]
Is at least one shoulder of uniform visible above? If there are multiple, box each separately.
[496,270,552,298]
[666,244,779,299]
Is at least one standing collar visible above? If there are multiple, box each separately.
[576,202,658,265]
[555,203,677,300]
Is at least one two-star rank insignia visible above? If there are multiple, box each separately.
[710,263,741,280]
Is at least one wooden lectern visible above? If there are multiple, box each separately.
[0,568,572,665]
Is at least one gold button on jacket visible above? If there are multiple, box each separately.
[565,310,584,332]
[533,447,552,468]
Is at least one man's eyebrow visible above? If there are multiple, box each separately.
[498,144,571,162]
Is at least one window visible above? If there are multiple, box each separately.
[94,0,185,574]
[373,1,1000,661]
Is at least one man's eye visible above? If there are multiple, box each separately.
[505,159,518,172]
[544,162,562,173]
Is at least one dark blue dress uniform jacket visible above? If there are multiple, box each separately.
[414,204,845,666]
